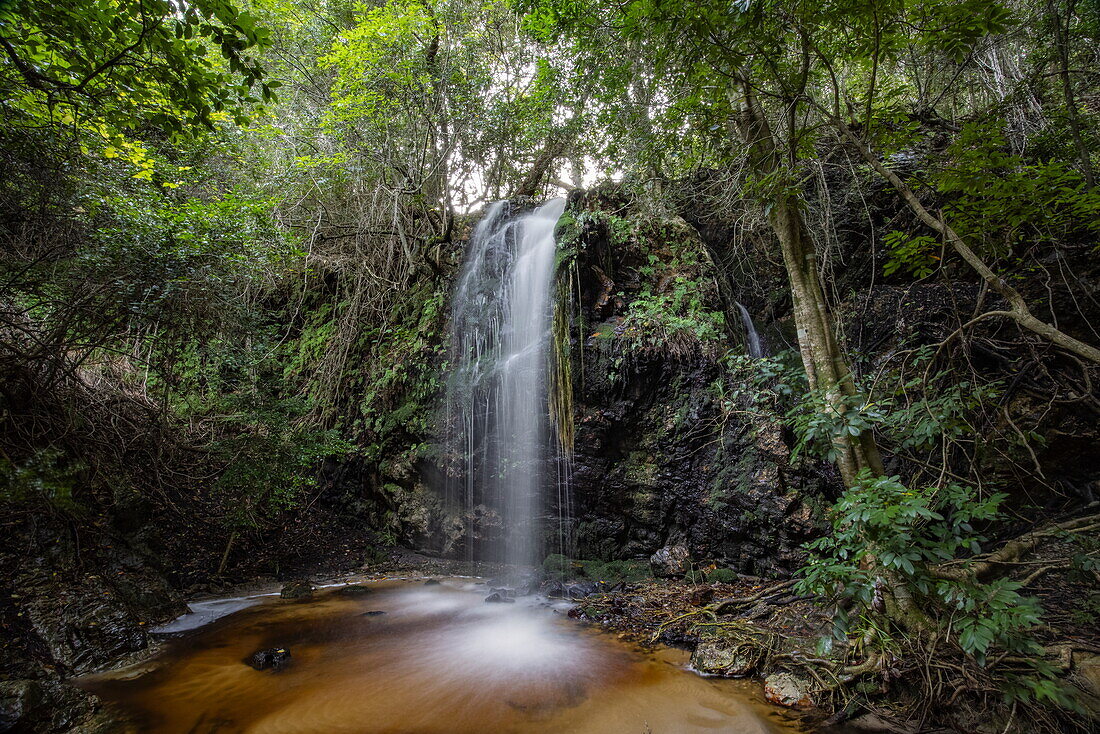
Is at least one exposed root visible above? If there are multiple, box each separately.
[931,510,1100,582]
[709,579,797,615]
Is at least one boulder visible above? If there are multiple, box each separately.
[18,571,150,674]
[762,671,815,708]
[484,592,515,603]
[690,639,757,677]
[279,581,313,599]
[1071,652,1100,717]
[0,679,109,733]
[249,647,292,671]
[650,545,690,577]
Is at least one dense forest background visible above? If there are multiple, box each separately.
[1,0,1099,731]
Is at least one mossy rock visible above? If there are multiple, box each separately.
[579,559,651,583]
[706,568,739,584]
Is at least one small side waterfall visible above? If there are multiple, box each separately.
[735,301,766,359]
[443,198,568,567]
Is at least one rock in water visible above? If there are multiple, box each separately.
[249,648,292,671]
[334,584,372,597]
[279,580,313,599]
[650,545,690,577]
[762,671,815,708]
[423,579,441,586]
[484,592,515,603]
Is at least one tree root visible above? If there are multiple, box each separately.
[709,579,797,615]
[930,510,1100,582]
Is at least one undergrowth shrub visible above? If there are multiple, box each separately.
[796,470,1076,708]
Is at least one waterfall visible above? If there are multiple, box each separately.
[735,301,766,359]
[443,198,568,568]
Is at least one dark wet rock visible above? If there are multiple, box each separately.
[650,545,690,578]
[361,610,386,616]
[423,579,441,586]
[544,581,567,599]
[656,629,696,647]
[249,647,292,671]
[763,671,816,708]
[567,582,596,598]
[484,592,515,603]
[15,568,164,675]
[551,190,830,576]
[334,584,372,597]
[280,581,313,599]
[0,678,116,733]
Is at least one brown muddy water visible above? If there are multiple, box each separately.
[80,579,806,734]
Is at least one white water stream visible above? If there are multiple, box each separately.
[444,199,568,567]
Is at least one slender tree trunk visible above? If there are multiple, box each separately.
[735,79,885,487]
[514,136,569,197]
[1049,0,1095,188]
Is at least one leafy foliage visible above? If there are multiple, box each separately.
[0,0,277,137]
[795,472,1068,693]
[0,450,86,516]
[212,396,352,529]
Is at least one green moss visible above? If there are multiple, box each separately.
[622,451,658,487]
[581,559,651,583]
[542,553,652,583]
[706,568,739,584]
[549,263,575,455]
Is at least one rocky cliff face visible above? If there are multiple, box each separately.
[554,188,830,575]
[0,519,186,732]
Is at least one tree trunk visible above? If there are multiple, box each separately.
[1049,0,1095,188]
[514,136,569,197]
[735,79,885,487]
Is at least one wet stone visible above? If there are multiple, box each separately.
[361,610,386,616]
[423,579,441,586]
[543,582,567,599]
[691,640,756,677]
[249,647,292,671]
[762,671,815,708]
[483,592,515,603]
[334,584,373,597]
[280,581,313,599]
[650,545,691,578]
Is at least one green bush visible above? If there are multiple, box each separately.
[795,471,1075,706]
[0,450,86,516]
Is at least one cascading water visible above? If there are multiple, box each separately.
[443,198,568,567]
[735,301,766,359]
